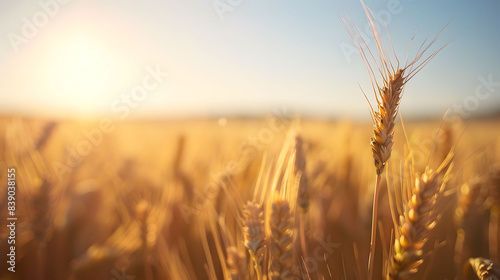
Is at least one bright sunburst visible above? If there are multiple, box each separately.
[48,36,116,113]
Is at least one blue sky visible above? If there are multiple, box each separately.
[0,0,499,120]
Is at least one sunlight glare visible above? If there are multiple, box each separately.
[49,37,115,113]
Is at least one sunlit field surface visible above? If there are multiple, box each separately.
[0,116,499,280]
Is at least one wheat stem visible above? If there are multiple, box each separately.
[368,174,382,280]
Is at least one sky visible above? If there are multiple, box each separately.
[0,0,499,120]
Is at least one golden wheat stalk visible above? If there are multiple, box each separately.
[341,2,448,278]
[226,247,249,280]
[292,133,311,271]
[454,178,484,273]
[242,201,265,280]
[294,134,309,214]
[269,198,294,280]
[465,258,500,280]
[342,7,448,176]
[31,178,52,245]
[386,152,453,279]
[34,121,57,150]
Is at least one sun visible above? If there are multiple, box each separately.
[48,36,116,113]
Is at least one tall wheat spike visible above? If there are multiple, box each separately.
[269,198,294,280]
[242,201,265,280]
[465,258,500,280]
[454,178,484,272]
[226,247,249,280]
[341,2,448,278]
[293,133,310,266]
[387,152,454,279]
[342,4,448,176]
[294,134,309,214]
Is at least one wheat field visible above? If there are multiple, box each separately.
[0,115,499,280]
[1,2,500,279]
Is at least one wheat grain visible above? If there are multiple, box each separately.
[387,152,453,279]
[466,258,500,280]
[341,3,448,278]
[341,13,446,176]
[242,201,265,279]
[269,198,294,280]
[226,247,249,280]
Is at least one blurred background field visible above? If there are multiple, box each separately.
[0,115,499,279]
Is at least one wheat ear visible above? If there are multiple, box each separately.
[293,134,311,270]
[341,5,448,176]
[386,152,453,279]
[294,134,309,214]
[243,201,265,280]
[269,198,294,280]
[341,2,448,278]
[227,247,249,280]
[465,258,500,280]
[454,178,484,273]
